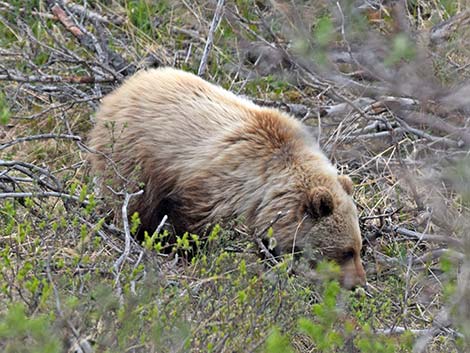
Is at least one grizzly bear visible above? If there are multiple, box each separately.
[88,67,366,289]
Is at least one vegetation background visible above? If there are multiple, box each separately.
[0,0,469,352]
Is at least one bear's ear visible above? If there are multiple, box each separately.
[305,187,335,218]
[338,175,354,195]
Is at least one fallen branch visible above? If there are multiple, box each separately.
[383,225,464,249]
[377,323,462,340]
[51,3,83,38]
[413,248,464,265]
[369,96,420,114]
[343,128,406,142]
[0,191,87,204]
[404,112,470,146]
[394,117,461,148]
[63,0,125,25]
[376,327,433,335]
[0,71,114,84]
[249,97,311,118]
[0,133,82,151]
[430,9,470,45]
[320,97,374,118]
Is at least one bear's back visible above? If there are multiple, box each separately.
[90,68,318,177]
[95,68,259,145]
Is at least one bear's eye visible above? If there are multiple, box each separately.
[341,250,355,262]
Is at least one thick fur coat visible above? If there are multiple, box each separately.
[88,68,366,288]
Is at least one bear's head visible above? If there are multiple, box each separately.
[273,174,366,289]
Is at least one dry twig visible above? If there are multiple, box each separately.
[113,190,144,305]
[0,133,81,151]
[198,0,225,76]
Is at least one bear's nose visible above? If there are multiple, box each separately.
[350,275,367,290]
[340,256,366,290]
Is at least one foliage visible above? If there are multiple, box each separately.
[0,304,62,353]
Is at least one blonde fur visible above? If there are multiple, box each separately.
[88,67,365,288]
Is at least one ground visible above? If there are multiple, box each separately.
[0,1,469,352]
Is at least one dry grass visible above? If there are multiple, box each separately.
[0,1,469,352]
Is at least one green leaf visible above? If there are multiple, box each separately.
[264,327,294,353]
[314,16,334,46]
[385,34,415,66]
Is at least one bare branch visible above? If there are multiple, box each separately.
[155,215,168,235]
[198,0,225,77]
[0,70,114,84]
[0,191,87,204]
[113,190,144,305]
[0,133,82,151]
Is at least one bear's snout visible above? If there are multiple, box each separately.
[340,256,366,290]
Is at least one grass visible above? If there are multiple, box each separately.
[1,1,469,352]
